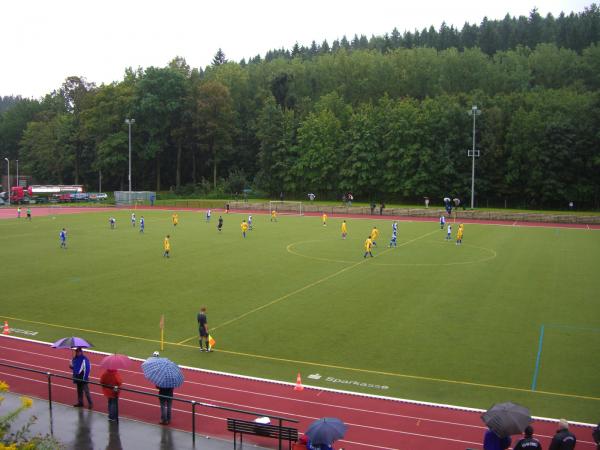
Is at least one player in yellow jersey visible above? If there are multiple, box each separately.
[341,220,347,239]
[363,236,373,258]
[322,213,328,226]
[456,224,464,245]
[370,226,379,246]
[172,213,179,227]
[163,235,171,258]
[270,210,277,222]
[241,220,248,238]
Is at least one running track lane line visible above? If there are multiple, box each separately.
[0,344,493,430]
[1,338,597,450]
[0,341,498,450]
[0,349,486,449]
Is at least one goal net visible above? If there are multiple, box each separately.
[268,201,303,215]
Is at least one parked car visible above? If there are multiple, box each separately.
[88,193,108,201]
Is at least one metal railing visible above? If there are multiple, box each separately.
[0,361,298,449]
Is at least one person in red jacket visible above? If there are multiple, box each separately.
[100,369,123,422]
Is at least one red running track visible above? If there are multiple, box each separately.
[0,336,596,450]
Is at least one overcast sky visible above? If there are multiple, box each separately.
[0,0,591,99]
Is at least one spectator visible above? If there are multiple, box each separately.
[157,385,174,425]
[549,419,576,450]
[514,426,542,450]
[308,193,316,201]
[370,203,376,215]
[100,369,122,422]
[592,423,600,450]
[379,203,385,215]
[568,201,574,210]
[483,428,511,450]
[70,347,93,409]
[424,197,429,208]
[225,203,230,213]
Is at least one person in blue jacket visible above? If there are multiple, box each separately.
[70,347,93,409]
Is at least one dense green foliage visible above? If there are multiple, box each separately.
[1,210,599,422]
[1,5,600,208]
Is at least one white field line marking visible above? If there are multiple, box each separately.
[209,229,438,333]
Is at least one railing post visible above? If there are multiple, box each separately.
[278,418,283,450]
[46,372,52,412]
[191,401,196,446]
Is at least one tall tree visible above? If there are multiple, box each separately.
[194,80,234,188]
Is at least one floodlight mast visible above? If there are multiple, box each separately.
[468,106,481,209]
[125,118,135,192]
[4,158,9,206]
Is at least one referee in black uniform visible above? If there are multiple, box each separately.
[197,307,210,352]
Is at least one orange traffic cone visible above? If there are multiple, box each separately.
[2,321,10,335]
[294,372,303,391]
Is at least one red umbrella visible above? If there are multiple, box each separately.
[100,354,131,370]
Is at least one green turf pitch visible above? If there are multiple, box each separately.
[1,210,599,422]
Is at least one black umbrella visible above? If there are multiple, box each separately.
[481,402,531,438]
[305,417,347,445]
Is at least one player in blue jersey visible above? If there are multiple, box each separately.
[248,215,253,231]
[109,217,116,229]
[59,228,67,249]
[446,223,452,241]
[440,215,446,229]
[131,212,136,227]
[206,209,211,222]
[139,216,145,233]
[389,221,398,247]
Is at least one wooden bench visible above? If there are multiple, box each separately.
[227,418,299,450]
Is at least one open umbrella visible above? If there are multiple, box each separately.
[305,417,347,445]
[100,354,131,370]
[481,402,531,438]
[141,357,184,388]
[51,337,93,348]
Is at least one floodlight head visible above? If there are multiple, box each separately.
[4,157,8,162]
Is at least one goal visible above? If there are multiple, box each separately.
[268,201,303,216]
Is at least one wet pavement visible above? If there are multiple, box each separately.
[1,392,269,450]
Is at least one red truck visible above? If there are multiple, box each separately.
[10,185,84,204]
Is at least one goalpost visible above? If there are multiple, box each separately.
[268,201,303,216]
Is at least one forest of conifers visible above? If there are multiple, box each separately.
[1,5,599,208]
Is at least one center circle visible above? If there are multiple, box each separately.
[286,239,496,266]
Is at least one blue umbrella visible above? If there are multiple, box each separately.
[51,336,93,348]
[305,417,347,445]
[141,357,184,388]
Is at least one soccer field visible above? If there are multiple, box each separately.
[1,209,599,423]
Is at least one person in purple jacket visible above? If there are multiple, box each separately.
[483,428,511,450]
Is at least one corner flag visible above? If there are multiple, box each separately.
[208,334,216,350]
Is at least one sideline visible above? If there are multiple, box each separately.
[1,315,598,404]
